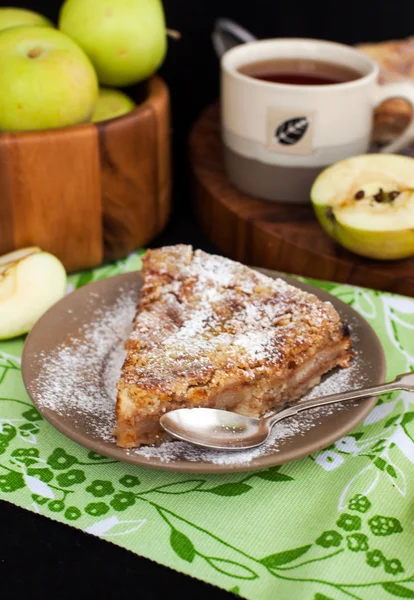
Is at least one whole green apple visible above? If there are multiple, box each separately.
[59,0,166,86]
[0,7,53,32]
[0,26,98,131]
[92,87,136,122]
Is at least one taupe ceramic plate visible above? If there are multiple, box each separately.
[22,270,386,473]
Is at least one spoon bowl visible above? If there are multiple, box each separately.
[160,373,414,451]
[160,408,268,450]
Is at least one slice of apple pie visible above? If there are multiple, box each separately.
[116,245,352,447]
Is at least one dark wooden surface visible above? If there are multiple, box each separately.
[0,77,171,273]
[190,104,414,296]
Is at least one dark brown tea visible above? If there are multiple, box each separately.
[238,58,362,85]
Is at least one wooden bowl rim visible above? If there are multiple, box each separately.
[0,76,167,140]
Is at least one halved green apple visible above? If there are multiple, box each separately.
[311,154,414,260]
[0,248,67,340]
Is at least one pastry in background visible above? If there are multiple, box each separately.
[358,37,414,144]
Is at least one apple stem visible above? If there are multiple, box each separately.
[166,28,182,40]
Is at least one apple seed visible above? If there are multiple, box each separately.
[354,190,365,200]
[325,207,336,223]
[27,46,43,59]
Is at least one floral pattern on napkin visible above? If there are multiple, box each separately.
[1,253,413,600]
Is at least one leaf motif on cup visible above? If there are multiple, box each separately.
[275,117,309,145]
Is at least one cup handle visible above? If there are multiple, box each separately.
[212,18,256,58]
[375,83,414,153]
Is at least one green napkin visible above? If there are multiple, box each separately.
[1,252,413,600]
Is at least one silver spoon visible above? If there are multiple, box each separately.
[160,373,414,450]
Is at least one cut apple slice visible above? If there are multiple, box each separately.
[0,247,41,275]
[0,249,67,340]
[311,154,414,260]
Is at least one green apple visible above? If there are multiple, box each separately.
[91,87,135,122]
[0,247,67,340]
[0,7,53,32]
[311,154,414,260]
[0,26,98,131]
[59,0,166,86]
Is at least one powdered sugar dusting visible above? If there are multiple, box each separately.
[31,289,135,441]
[124,247,348,395]
[30,279,367,467]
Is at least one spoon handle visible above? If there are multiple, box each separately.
[266,372,414,429]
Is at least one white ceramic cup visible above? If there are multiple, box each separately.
[221,38,414,203]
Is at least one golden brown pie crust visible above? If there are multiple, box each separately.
[115,246,352,448]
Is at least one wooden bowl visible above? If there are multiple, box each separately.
[0,76,171,272]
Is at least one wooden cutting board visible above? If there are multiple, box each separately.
[189,104,414,297]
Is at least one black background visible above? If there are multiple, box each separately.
[1,1,412,598]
